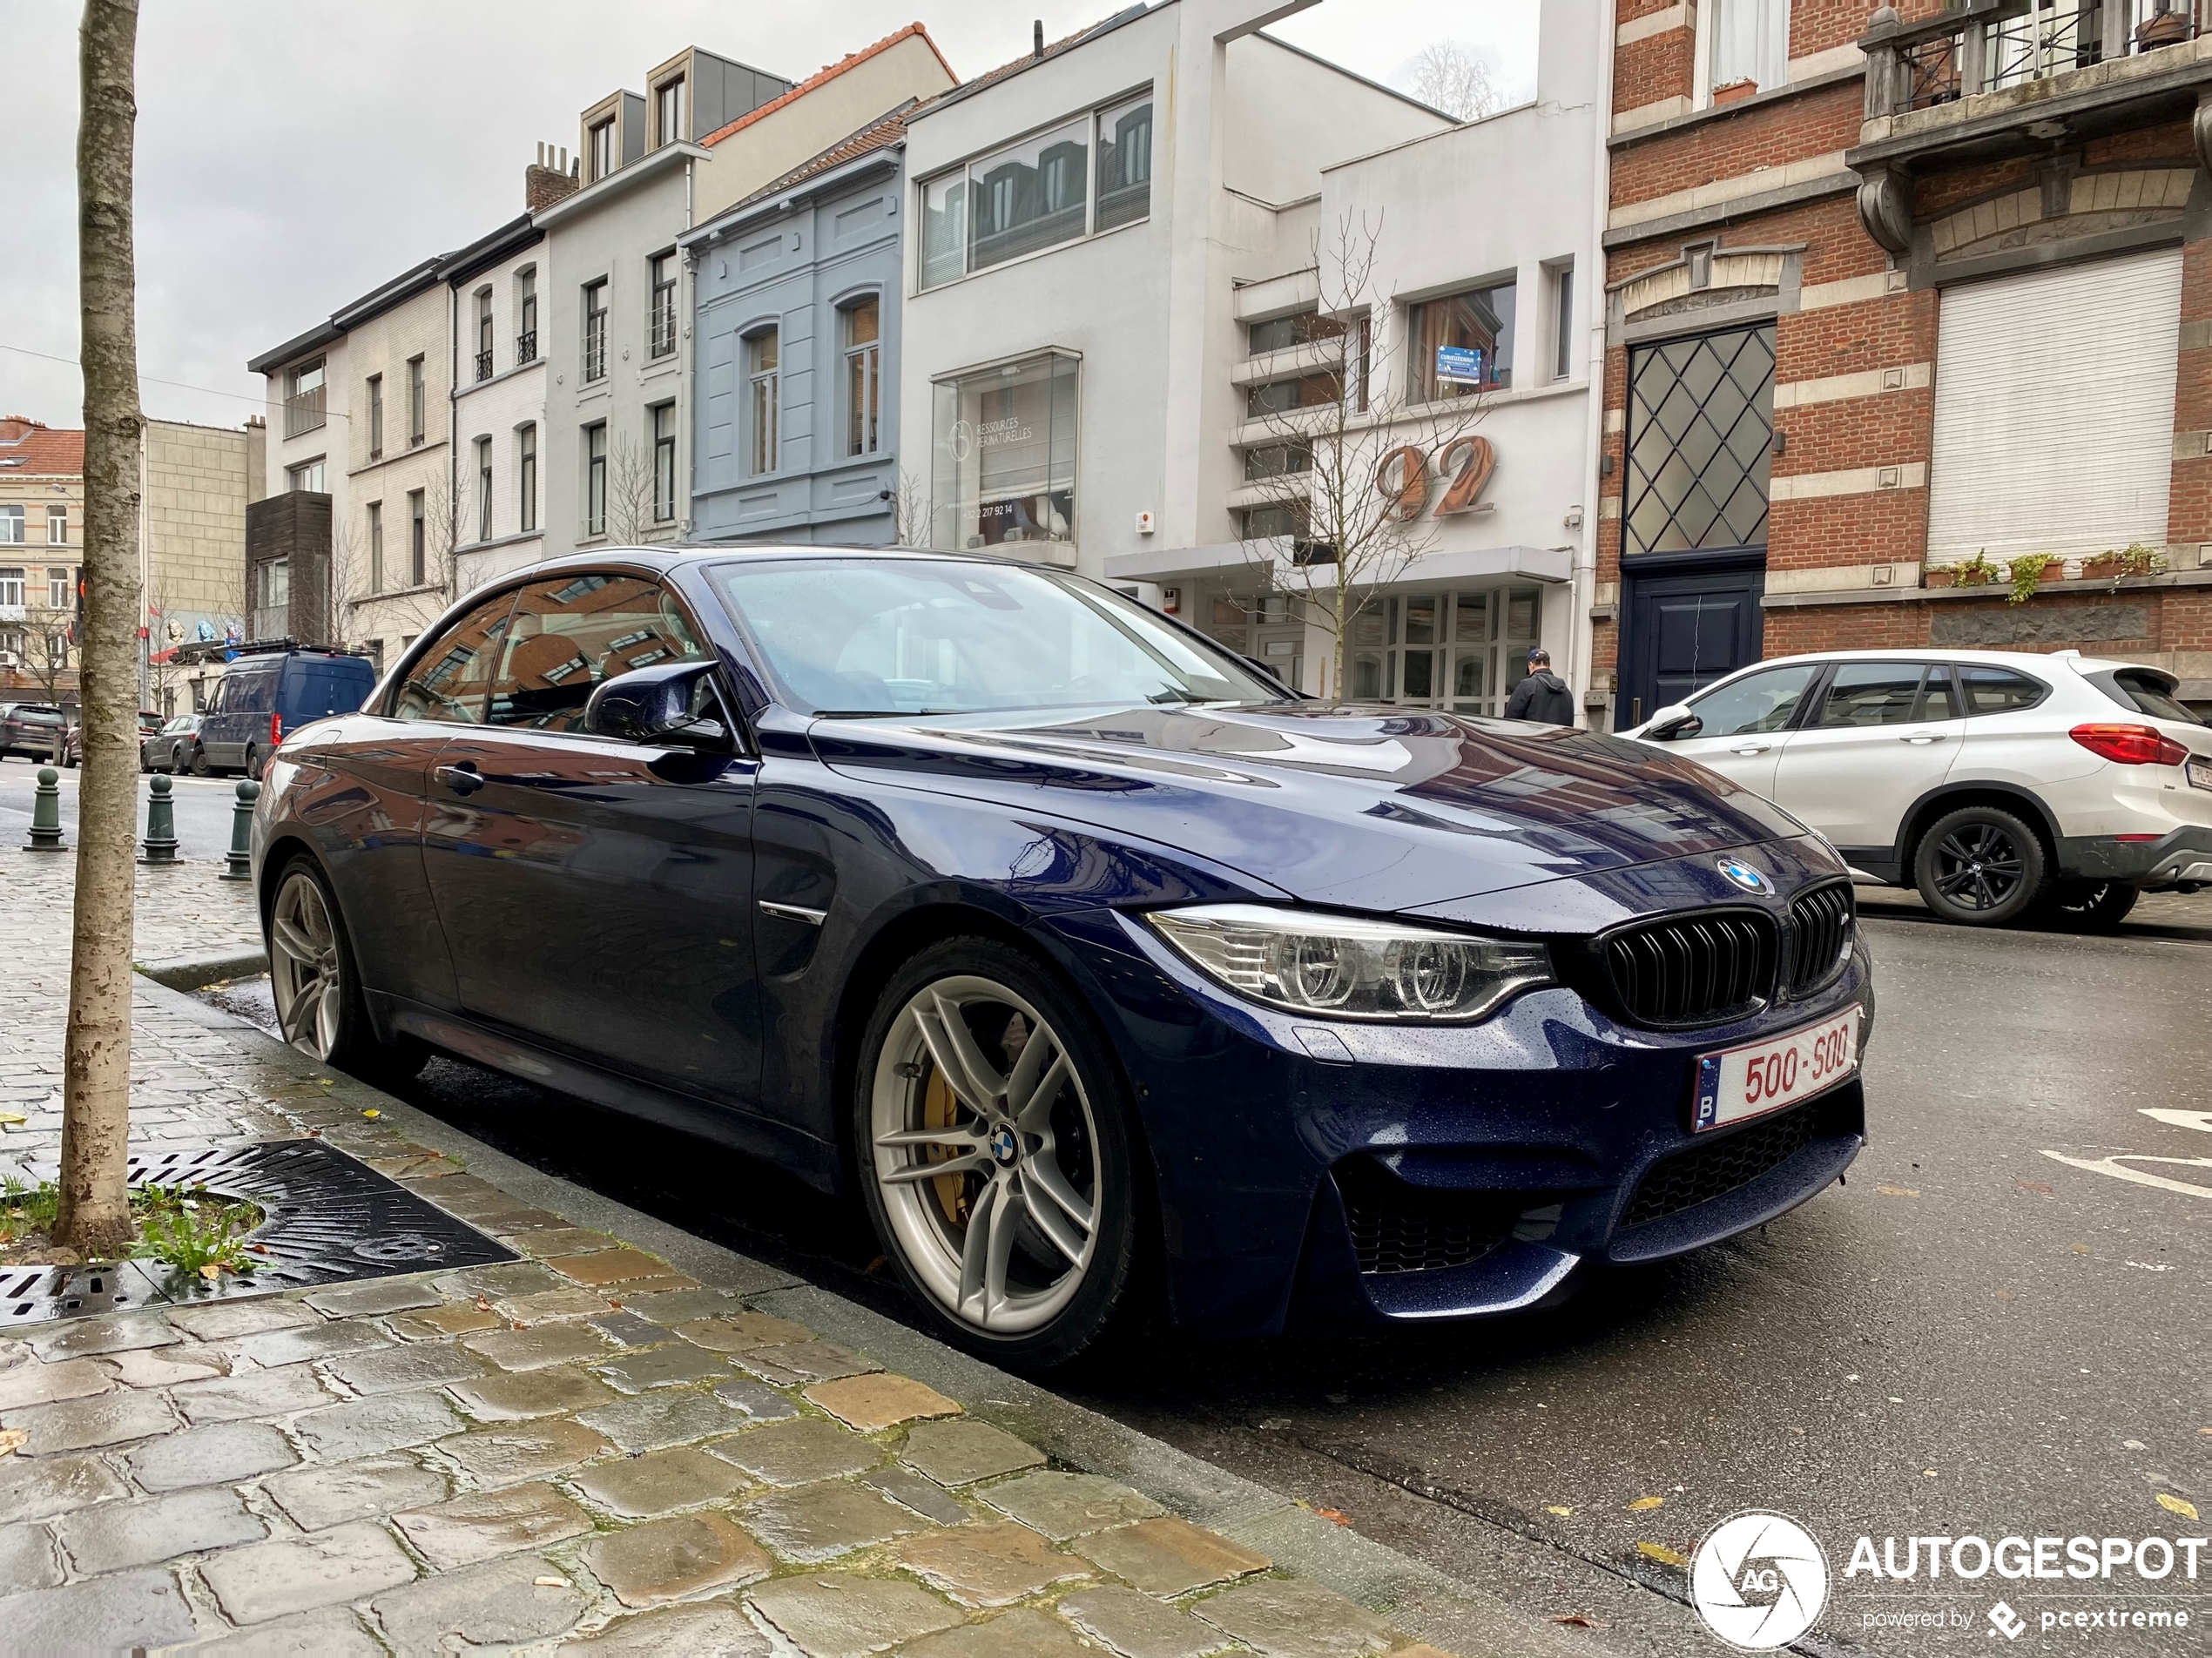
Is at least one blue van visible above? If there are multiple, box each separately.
[200,647,375,778]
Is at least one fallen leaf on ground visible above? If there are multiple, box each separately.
[2068,1243,2091,1255]
[1876,1185,1920,1197]
[1312,1506,1352,1526]
[199,1264,220,1281]
[533,1576,565,1587]
[0,1114,25,1127]
[2157,1493,2200,1521]
[1628,1495,1664,1511]
[361,1109,379,1120]
[0,1429,26,1458]
[1547,1506,1574,1517]
[1549,1614,1606,1628]
[2016,1181,2054,1194]
[1637,1542,1689,1567]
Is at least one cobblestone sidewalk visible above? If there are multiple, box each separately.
[0,846,1559,1655]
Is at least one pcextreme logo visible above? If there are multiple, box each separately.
[1690,1511,1831,1650]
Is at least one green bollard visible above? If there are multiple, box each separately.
[24,766,66,853]
[139,772,181,866]
[220,778,260,881]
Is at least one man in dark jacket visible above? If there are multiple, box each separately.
[1503,647,1576,726]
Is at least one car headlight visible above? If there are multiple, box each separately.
[1143,904,1552,1023]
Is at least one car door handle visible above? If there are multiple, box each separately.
[1730,742,1770,755]
[1898,731,1946,745]
[434,762,484,795]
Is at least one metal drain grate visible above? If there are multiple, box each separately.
[1,1140,517,1326]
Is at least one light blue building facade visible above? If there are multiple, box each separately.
[685,111,913,546]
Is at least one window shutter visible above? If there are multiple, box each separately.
[1926,246,2182,565]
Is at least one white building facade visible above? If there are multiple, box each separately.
[447,215,552,591]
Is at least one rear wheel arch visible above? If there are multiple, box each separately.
[1896,782,2061,878]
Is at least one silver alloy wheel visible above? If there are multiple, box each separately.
[269,870,344,1060]
[869,974,1102,1335]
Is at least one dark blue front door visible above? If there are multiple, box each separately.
[1620,568,1765,727]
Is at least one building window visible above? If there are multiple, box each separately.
[1345,587,1541,711]
[368,500,384,591]
[1407,280,1515,401]
[1707,0,1790,99]
[408,488,427,585]
[1245,374,1338,420]
[930,351,1078,551]
[651,403,677,522]
[475,288,495,382]
[920,91,1153,288]
[649,253,677,359]
[408,355,427,445]
[843,296,881,457]
[1095,95,1152,233]
[253,557,289,640]
[46,507,66,545]
[284,358,326,437]
[516,266,538,362]
[517,423,537,534]
[1239,502,1308,540]
[1243,442,1312,482]
[0,565,22,603]
[47,568,68,610]
[747,328,780,475]
[1553,266,1575,381]
[584,422,607,536]
[583,279,609,381]
[0,507,22,545]
[1248,308,1345,355]
[589,118,616,182]
[1623,323,1776,556]
[656,76,685,147]
[287,457,327,494]
[476,435,494,543]
[366,374,383,458]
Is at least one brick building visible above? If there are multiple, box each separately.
[1598,0,2212,728]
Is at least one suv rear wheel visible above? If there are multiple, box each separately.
[1913,805,2048,926]
[2040,879,2139,932]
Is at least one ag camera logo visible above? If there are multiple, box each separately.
[1690,1511,1831,1650]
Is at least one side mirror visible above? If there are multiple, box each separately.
[1643,703,1701,740]
[583,660,733,751]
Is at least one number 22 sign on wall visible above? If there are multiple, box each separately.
[1375,436,1496,522]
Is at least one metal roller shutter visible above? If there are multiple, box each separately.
[1925,246,2182,566]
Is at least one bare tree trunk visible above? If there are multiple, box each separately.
[57,0,142,1257]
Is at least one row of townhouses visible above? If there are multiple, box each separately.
[248,0,2212,728]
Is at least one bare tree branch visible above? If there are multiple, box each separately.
[605,434,656,546]
[1238,210,1490,700]
[894,465,928,548]
[1406,41,1502,122]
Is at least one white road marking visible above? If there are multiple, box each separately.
[2040,1149,2212,1200]
[2141,1108,2212,1134]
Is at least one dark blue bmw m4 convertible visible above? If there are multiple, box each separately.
[253,549,1872,1367]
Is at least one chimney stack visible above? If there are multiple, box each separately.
[526,141,581,212]
[1034,19,1045,57]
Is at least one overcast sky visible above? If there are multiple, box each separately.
[0,0,1535,434]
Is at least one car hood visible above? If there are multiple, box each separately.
[809,701,1816,913]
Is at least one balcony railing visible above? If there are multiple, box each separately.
[474,349,494,382]
[650,292,677,359]
[1867,0,2204,118]
[583,315,606,382]
[516,329,537,364]
[282,385,326,439]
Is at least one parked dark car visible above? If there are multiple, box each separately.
[141,713,207,773]
[202,648,376,778]
[0,704,69,762]
[64,711,164,769]
[253,549,1874,1367]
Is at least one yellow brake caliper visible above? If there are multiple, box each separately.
[922,1067,971,1228]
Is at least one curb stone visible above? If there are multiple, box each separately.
[118,956,1578,1655]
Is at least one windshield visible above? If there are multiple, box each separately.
[710,557,1285,716]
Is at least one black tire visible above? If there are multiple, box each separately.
[2040,879,2140,932]
[266,853,429,1087]
[189,745,210,778]
[853,935,1150,1371]
[1912,805,2049,926]
[245,745,266,783]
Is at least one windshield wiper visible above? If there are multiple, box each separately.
[1146,688,1216,704]
[810,708,968,719]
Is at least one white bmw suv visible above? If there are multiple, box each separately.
[1625,649,2212,927]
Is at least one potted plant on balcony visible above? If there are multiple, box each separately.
[2082,542,2168,590]
[1711,77,1759,104]
[2006,552,2063,604]
[2137,2,2190,51]
[1929,550,2000,589]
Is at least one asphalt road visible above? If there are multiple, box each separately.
[0,758,247,861]
[166,846,2212,1654]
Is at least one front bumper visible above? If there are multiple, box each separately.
[2061,825,2212,886]
[1042,868,1872,1339]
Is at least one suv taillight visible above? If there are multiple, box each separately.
[2069,723,2190,766]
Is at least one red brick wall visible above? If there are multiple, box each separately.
[1611,84,1862,209]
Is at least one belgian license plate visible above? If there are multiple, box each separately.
[1693,1008,1860,1133]
[2188,756,2212,793]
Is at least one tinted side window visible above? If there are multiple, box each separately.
[2108,670,2202,725]
[1684,664,1819,738]
[1913,665,1960,721]
[394,593,520,725]
[486,575,705,732]
[1813,664,1926,728]
[227,671,277,715]
[1959,668,2047,716]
